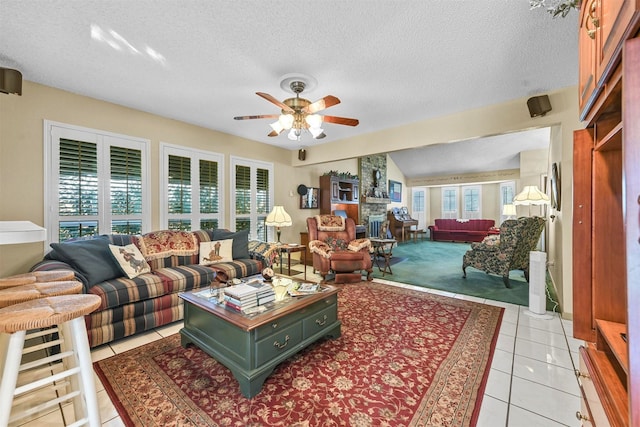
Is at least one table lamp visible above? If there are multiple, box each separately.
[265,206,292,244]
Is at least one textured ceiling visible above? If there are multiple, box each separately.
[0,0,577,176]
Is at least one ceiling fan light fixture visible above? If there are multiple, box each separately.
[305,114,322,128]
[278,114,294,129]
[310,127,324,138]
[288,128,302,141]
[270,121,284,133]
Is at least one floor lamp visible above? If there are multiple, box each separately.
[512,187,552,319]
[512,186,550,217]
[265,206,292,244]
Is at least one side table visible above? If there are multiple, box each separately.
[278,244,307,280]
[370,238,396,276]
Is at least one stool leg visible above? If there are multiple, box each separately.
[0,331,27,427]
[60,318,101,426]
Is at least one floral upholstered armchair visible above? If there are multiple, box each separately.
[462,217,545,288]
[307,215,373,284]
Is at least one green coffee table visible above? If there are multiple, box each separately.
[179,283,340,398]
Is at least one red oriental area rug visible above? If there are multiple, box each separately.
[94,282,503,426]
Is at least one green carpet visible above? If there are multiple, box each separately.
[372,239,558,309]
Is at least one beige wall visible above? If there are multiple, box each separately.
[1,82,581,317]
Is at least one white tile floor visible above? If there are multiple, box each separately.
[12,265,583,427]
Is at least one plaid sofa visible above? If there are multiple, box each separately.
[31,230,278,348]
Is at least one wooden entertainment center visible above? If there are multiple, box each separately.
[573,2,639,425]
[319,174,359,223]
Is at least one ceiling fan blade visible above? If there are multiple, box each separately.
[233,114,279,120]
[267,130,282,137]
[303,95,341,114]
[256,92,294,113]
[322,115,359,126]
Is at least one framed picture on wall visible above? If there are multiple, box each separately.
[389,180,402,202]
[300,187,319,209]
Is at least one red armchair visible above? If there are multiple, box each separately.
[306,215,373,284]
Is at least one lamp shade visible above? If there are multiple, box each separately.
[502,204,517,216]
[265,206,292,227]
[278,114,294,130]
[0,221,46,245]
[512,186,550,206]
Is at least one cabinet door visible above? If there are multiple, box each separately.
[595,0,640,87]
[579,0,598,117]
[573,129,595,342]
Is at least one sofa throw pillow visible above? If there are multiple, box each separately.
[109,244,151,279]
[212,229,250,259]
[199,239,233,265]
[49,237,122,287]
[324,236,348,251]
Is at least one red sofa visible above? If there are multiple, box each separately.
[428,219,497,243]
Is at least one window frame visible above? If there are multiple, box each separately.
[44,120,151,245]
[159,143,225,231]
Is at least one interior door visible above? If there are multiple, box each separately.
[411,187,426,230]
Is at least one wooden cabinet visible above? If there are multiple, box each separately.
[319,175,360,223]
[573,23,640,425]
[579,0,640,120]
[321,175,359,204]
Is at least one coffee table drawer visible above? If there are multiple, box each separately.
[302,304,337,338]
[255,323,303,366]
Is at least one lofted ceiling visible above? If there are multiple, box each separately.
[0,0,577,176]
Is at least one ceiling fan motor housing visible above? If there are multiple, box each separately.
[290,80,306,94]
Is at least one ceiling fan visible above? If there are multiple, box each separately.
[233,79,359,141]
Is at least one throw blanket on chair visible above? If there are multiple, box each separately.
[315,215,345,231]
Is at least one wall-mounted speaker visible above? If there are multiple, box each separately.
[0,67,22,96]
[527,95,551,118]
[298,149,306,161]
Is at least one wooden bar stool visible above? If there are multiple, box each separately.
[0,270,76,290]
[0,294,101,426]
[0,280,83,308]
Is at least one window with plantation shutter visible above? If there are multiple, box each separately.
[160,144,223,231]
[45,121,150,244]
[58,139,99,241]
[231,156,273,240]
[110,146,143,234]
